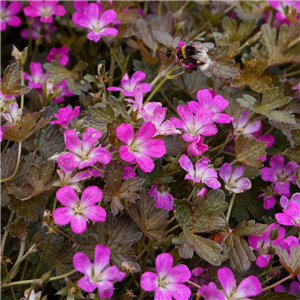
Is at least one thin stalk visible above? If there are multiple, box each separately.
[161,215,176,231]
[1,140,10,154]
[221,150,235,157]
[144,65,181,105]
[137,241,154,260]
[66,1,74,36]
[1,211,14,254]
[187,280,201,289]
[166,224,180,234]
[1,142,22,183]
[20,65,24,108]
[30,41,39,63]
[108,49,116,96]
[226,193,236,222]
[187,186,197,202]
[3,265,17,300]
[261,274,293,292]
[49,225,77,244]
[112,50,126,75]
[2,269,77,288]
[137,290,145,300]
[278,69,300,78]
[157,0,162,20]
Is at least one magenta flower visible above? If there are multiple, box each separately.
[0,1,22,32]
[107,71,151,97]
[53,186,106,233]
[0,126,5,142]
[149,185,174,211]
[73,4,118,43]
[125,86,144,113]
[188,89,231,124]
[46,45,69,66]
[198,282,226,300]
[140,253,191,300]
[116,122,166,173]
[141,102,181,136]
[53,169,92,192]
[57,127,111,172]
[269,0,300,21]
[261,155,297,197]
[274,280,300,296]
[187,135,209,156]
[73,244,125,298]
[23,62,45,89]
[21,19,57,41]
[219,163,251,193]
[51,105,80,129]
[170,105,217,142]
[123,165,136,180]
[217,267,261,299]
[52,79,74,103]
[178,155,221,189]
[232,110,261,137]
[248,223,285,268]
[275,193,300,227]
[24,0,66,23]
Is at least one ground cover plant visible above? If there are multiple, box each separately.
[1,0,300,299]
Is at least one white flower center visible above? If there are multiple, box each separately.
[74,204,84,215]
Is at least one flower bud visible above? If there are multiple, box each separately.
[11,45,28,66]
[270,226,279,241]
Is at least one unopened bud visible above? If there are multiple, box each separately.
[11,45,28,65]
[270,226,279,241]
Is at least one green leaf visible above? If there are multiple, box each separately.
[222,17,257,42]
[237,88,295,124]
[4,218,27,240]
[274,245,300,275]
[44,60,91,95]
[9,196,46,222]
[254,292,297,300]
[74,213,142,268]
[291,129,300,145]
[20,160,55,198]
[285,145,300,163]
[127,189,169,241]
[3,111,49,142]
[23,124,64,158]
[232,59,273,93]
[252,23,300,65]
[232,220,268,236]
[103,161,144,215]
[1,62,31,96]
[173,190,227,265]
[1,145,18,179]
[235,135,267,168]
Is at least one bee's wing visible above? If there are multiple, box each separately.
[194,42,215,52]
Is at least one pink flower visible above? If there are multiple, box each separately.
[24,0,66,23]
[116,122,166,173]
[276,193,300,227]
[51,105,80,129]
[188,89,231,124]
[53,186,106,233]
[73,244,125,298]
[140,102,181,136]
[53,169,92,192]
[220,267,262,298]
[107,71,151,97]
[140,253,191,300]
[149,185,174,211]
[261,155,297,197]
[178,155,221,189]
[72,4,118,42]
[0,1,22,32]
[187,136,209,156]
[23,62,45,89]
[20,19,57,41]
[219,163,251,193]
[269,0,300,21]
[52,79,74,103]
[0,126,5,142]
[170,105,217,142]
[232,110,261,137]
[198,282,226,300]
[125,85,144,112]
[46,45,69,66]
[248,223,285,268]
[57,127,111,172]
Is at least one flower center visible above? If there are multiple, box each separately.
[79,149,88,160]
[1,11,7,21]
[41,6,53,18]
[74,204,84,215]
[91,270,103,282]
[54,54,61,60]
[92,21,103,33]
[158,277,169,288]
[278,172,286,181]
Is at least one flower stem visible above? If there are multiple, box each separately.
[144,65,181,105]
[48,225,77,244]
[112,49,126,75]
[1,142,22,183]
[187,186,197,202]
[226,193,236,223]
[137,240,154,260]
[261,274,293,292]
[20,65,24,109]
[1,140,10,154]
[166,224,180,234]
[187,280,201,289]
[1,211,14,254]
[137,290,145,300]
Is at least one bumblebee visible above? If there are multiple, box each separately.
[189,293,201,300]
[176,42,215,68]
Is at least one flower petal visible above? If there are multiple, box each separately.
[57,153,81,172]
[168,283,192,300]
[84,206,106,222]
[53,5,66,16]
[99,9,117,27]
[119,145,135,162]
[99,27,118,36]
[135,153,154,173]
[81,186,103,206]
[156,253,173,278]
[101,265,125,282]
[78,275,97,293]
[117,123,134,144]
[219,163,232,183]
[141,139,166,158]
[178,155,194,177]
[70,215,87,233]
[73,252,93,275]
[64,129,81,153]
[167,265,191,283]
[6,16,22,27]
[82,127,102,153]
[141,271,158,292]
[96,281,114,299]
[130,71,146,86]
[23,6,40,17]
[53,207,73,225]
[217,267,235,297]
[94,244,110,274]
[56,186,78,207]
[135,122,156,144]
[236,276,262,298]
[154,288,172,300]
